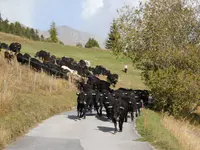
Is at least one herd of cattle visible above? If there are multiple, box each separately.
[0,41,154,133]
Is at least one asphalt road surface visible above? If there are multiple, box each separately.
[5,110,154,150]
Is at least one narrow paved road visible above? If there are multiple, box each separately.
[5,110,153,150]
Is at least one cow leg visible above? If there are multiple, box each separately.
[99,106,103,116]
[83,110,86,119]
[106,108,110,119]
[83,106,87,119]
[124,111,128,122]
[119,119,123,132]
[113,119,117,133]
[138,107,141,116]
[131,112,134,122]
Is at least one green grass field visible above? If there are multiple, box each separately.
[0,32,146,89]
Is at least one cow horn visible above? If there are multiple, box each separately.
[120,106,124,110]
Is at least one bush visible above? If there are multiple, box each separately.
[85,38,100,48]
[76,42,83,47]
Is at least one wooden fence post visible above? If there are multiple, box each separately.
[50,75,53,93]
[28,57,31,68]
[20,69,22,83]
[3,80,6,99]
[144,110,148,129]
[33,72,37,92]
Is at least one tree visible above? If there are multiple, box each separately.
[105,19,120,50]
[48,21,58,43]
[0,13,2,31]
[114,0,200,116]
[85,38,100,48]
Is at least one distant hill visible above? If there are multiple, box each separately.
[37,26,105,48]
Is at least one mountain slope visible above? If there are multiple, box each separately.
[38,25,105,48]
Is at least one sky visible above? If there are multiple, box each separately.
[0,0,141,39]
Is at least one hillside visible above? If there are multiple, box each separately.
[0,32,145,89]
[37,25,105,48]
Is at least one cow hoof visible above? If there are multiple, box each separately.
[119,129,122,132]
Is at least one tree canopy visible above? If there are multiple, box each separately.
[105,19,121,51]
[85,38,100,48]
[0,14,41,41]
[48,21,58,43]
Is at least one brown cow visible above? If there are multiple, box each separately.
[4,51,14,64]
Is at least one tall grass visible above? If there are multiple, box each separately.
[136,109,182,150]
[162,115,200,150]
[0,54,77,149]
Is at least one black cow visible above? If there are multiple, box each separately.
[107,73,118,87]
[16,53,25,64]
[112,99,129,132]
[9,42,21,54]
[1,42,9,50]
[35,50,50,60]
[23,53,31,64]
[77,92,87,119]
[30,58,43,72]
[95,92,104,116]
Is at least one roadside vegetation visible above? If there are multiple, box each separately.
[0,52,77,149]
[107,0,200,149]
[136,109,182,150]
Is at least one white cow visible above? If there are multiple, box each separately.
[61,65,78,75]
[84,60,91,67]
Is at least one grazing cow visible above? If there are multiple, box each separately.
[91,65,110,76]
[23,53,31,64]
[107,73,118,87]
[1,42,9,50]
[43,55,56,64]
[43,62,68,78]
[30,58,43,72]
[35,50,50,60]
[16,53,25,64]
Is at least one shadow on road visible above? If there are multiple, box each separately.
[95,115,110,122]
[67,115,81,121]
[85,113,96,116]
[96,126,116,134]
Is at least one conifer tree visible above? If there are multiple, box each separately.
[48,21,58,43]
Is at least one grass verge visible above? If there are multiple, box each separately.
[162,115,200,150]
[0,54,77,149]
[136,109,182,150]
